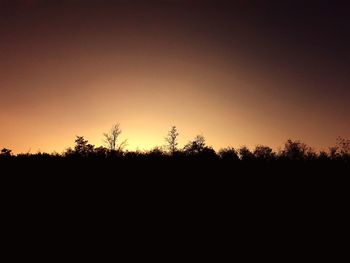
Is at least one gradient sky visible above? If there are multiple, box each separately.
[1,0,349,153]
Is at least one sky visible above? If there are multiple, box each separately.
[0,0,349,153]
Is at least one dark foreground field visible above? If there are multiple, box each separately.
[1,154,348,259]
[2,154,348,215]
[1,153,348,189]
[1,152,349,173]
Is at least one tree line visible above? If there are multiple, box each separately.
[1,124,349,162]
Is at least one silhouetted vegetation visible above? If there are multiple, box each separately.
[103,124,128,152]
[165,126,179,155]
[1,125,349,176]
[1,148,12,157]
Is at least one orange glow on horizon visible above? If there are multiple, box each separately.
[1,1,349,154]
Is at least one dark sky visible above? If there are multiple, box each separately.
[1,0,349,152]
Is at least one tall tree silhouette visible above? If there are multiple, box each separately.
[103,124,127,152]
[165,126,179,155]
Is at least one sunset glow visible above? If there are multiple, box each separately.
[1,1,349,153]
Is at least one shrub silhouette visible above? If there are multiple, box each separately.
[183,135,207,155]
[183,135,217,160]
[218,147,239,162]
[147,147,165,158]
[74,136,95,157]
[1,148,12,157]
[94,146,109,159]
[253,145,275,161]
[281,139,312,161]
[238,146,254,161]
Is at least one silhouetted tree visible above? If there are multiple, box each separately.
[184,135,206,154]
[165,126,179,155]
[281,139,311,161]
[103,124,127,152]
[336,137,350,157]
[219,147,239,161]
[200,147,218,159]
[0,148,12,157]
[64,147,75,157]
[74,136,94,157]
[329,146,339,159]
[254,145,275,160]
[183,135,217,159]
[238,146,254,161]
